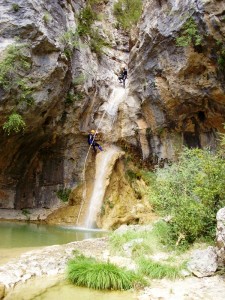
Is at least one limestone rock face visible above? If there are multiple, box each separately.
[128,0,225,163]
[0,0,225,227]
[0,0,130,213]
[216,207,225,266]
[187,246,218,277]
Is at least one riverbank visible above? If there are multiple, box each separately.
[1,234,225,300]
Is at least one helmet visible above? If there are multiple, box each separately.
[91,130,95,134]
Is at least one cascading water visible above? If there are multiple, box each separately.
[95,87,126,133]
[76,85,127,228]
[84,146,122,228]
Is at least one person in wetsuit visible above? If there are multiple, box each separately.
[118,67,127,84]
[88,130,103,152]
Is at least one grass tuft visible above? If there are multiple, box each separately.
[67,255,143,290]
[138,258,183,280]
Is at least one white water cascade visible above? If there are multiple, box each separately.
[84,146,123,228]
[96,86,126,134]
[77,85,127,228]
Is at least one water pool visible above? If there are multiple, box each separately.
[0,222,106,248]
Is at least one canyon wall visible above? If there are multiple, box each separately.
[0,0,224,227]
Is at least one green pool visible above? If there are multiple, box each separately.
[0,222,106,248]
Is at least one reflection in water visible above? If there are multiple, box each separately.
[5,276,137,300]
[0,222,107,248]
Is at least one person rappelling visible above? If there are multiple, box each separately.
[118,66,128,87]
[88,130,103,152]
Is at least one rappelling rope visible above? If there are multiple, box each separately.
[76,109,108,225]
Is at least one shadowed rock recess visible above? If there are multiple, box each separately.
[0,0,225,227]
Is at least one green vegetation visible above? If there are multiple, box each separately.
[113,0,142,31]
[110,225,163,257]
[138,258,183,280]
[65,90,85,104]
[21,208,31,220]
[61,30,80,58]
[218,48,225,69]
[148,148,225,245]
[77,5,98,37]
[67,255,144,290]
[0,44,33,134]
[3,113,26,135]
[176,17,202,47]
[56,188,71,202]
[12,3,20,12]
[75,1,110,56]
[43,12,52,23]
[0,44,31,90]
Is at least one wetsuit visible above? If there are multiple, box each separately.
[118,69,127,83]
[88,134,103,152]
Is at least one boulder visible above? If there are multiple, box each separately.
[187,246,218,277]
[216,207,225,266]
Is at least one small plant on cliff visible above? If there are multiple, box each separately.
[113,0,142,31]
[176,17,202,47]
[218,48,225,70]
[43,12,52,23]
[56,188,71,202]
[148,148,225,245]
[12,3,20,12]
[77,5,98,37]
[67,254,145,290]
[3,112,26,135]
[76,2,110,56]
[61,30,81,58]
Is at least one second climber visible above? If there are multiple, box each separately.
[88,129,103,152]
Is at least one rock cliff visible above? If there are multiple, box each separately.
[0,0,224,228]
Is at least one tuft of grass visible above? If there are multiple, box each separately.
[109,226,163,258]
[3,112,26,135]
[67,255,143,290]
[138,258,183,280]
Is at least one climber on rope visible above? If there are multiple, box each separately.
[118,67,127,87]
[88,129,103,153]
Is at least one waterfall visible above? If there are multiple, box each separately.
[76,86,126,228]
[84,146,122,228]
[95,87,126,133]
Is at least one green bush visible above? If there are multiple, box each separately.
[61,30,80,58]
[56,188,71,202]
[138,258,183,280]
[148,148,225,244]
[113,0,142,31]
[176,17,202,47]
[0,44,31,90]
[77,5,98,37]
[3,112,26,135]
[90,29,110,56]
[67,255,143,290]
[76,3,109,56]
[12,3,20,12]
